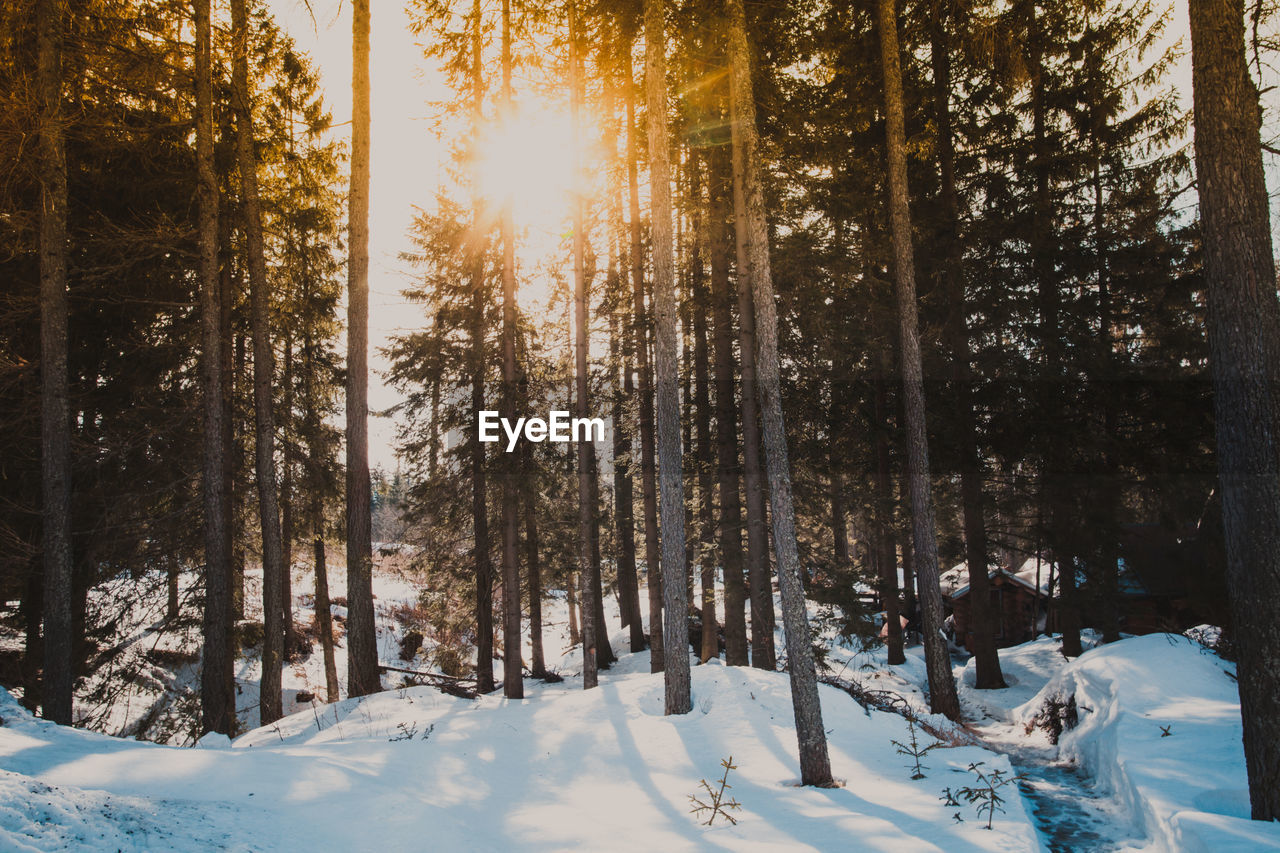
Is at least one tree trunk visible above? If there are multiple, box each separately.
[692,165,718,664]
[930,9,1003,689]
[682,270,695,609]
[345,0,379,699]
[829,386,849,567]
[605,48,643,650]
[37,0,73,726]
[1091,123,1122,647]
[22,563,43,713]
[873,373,905,665]
[727,0,833,784]
[499,0,523,700]
[710,147,748,666]
[282,340,295,657]
[467,320,495,682]
[588,447,616,668]
[194,0,234,736]
[226,282,243,624]
[643,0,690,713]
[614,313,645,651]
[313,525,339,703]
[570,0,600,690]
[523,441,547,678]
[1188,0,1280,820]
[216,205,239,630]
[304,323,339,704]
[281,84,301,655]
[464,0,495,696]
[728,73,776,675]
[623,50,664,674]
[877,0,960,721]
[1024,1,1081,661]
[167,559,180,624]
[471,357,494,693]
[568,571,581,647]
[830,473,849,567]
[900,512,915,617]
[231,0,285,725]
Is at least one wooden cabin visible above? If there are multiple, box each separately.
[946,566,1047,650]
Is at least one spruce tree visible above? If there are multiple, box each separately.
[1188,0,1280,821]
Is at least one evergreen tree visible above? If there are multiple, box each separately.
[1189,0,1280,821]
[346,0,380,700]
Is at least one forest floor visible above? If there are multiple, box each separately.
[0,558,1274,851]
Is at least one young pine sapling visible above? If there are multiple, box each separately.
[952,761,1025,830]
[689,756,743,826]
[892,715,942,779]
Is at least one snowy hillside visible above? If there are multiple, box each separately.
[0,651,1040,851]
[2,561,1272,851]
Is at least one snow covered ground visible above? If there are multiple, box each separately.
[0,561,1047,851]
[1,556,1272,851]
[958,632,1280,852]
[0,646,1040,849]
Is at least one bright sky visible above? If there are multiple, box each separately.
[270,0,585,470]
[268,0,444,471]
[266,0,1280,472]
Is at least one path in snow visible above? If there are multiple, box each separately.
[954,635,1137,852]
[974,725,1129,853]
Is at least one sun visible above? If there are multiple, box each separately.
[473,106,578,235]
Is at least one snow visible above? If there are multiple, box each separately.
[1011,634,1280,852]
[940,559,1054,600]
[0,562,1045,851]
[956,631,1280,852]
[958,633,1102,722]
[3,552,1273,851]
[0,657,1041,851]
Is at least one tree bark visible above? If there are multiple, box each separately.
[588,448,616,667]
[499,0,523,700]
[225,254,242,624]
[606,46,643,650]
[167,559,180,624]
[873,373,905,665]
[196,0,234,735]
[623,49,664,674]
[710,147,748,666]
[828,361,849,569]
[727,0,833,784]
[567,571,581,647]
[930,7,1003,689]
[570,0,601,690]
[877,0,960,721]
[1023,1,1081,661]
[345,0,379,698]
[304,325,339,704]
[1090,111,1122,646]
[728,71,776,675]
[464,0,495,696]
[282,339,295,656]
[231,0,284,725]
[692,164,718,664]
[37,0,73,726]
[312,532,339,702]
[613,306,645,651]
[22,564,44,713]
[830,463,849,568]
[644,0,691,713]
[523,442,547,677]
[1188,0,1280,821]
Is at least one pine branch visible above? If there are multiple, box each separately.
[688,756,743,826]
